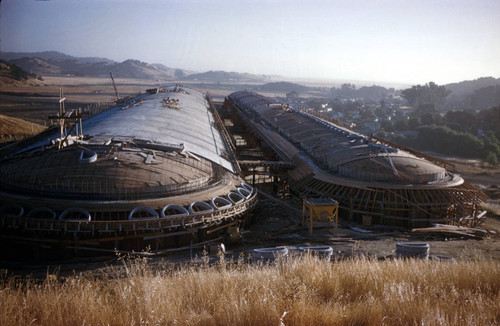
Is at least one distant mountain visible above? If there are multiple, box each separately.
[9,57,62,75]
[0,52,185,80]
[0,60,42,86]
[445,77,500,98]
[185,70,268,82]
[257,81,309,93]
[109,59,177,79]
[0,114,46,143]
[0,51,271,83]
[445,77,500,110]
[0,51,115,64]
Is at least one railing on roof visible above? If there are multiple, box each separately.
[206,95,241,174]
[368,135,455,170]
[226,96,294,164]
[0,157,223,201]
[296,107,455,171]
[295,107,354,130]
[0,192,258,238]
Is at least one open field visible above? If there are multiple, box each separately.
[0,76,239,125]
[0,76,148,125]
[0,76,332,125]
[0,255,498,326]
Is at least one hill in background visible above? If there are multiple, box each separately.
[0,51,114,64]
[0,60,42,86]
[1,51,498,105]
[445,77,500,110]
[256,81,309,93]
[0,51,269,82]
[0,114,46,143]
[184,70,269,82]
[0,51,185,80]
[445,77,500,98]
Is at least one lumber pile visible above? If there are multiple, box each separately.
[412,223,488,239]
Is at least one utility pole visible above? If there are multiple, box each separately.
[110,72,119,101]
[59,86,66,144]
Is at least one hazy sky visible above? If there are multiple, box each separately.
[1,0,499,85]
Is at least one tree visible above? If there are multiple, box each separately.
[360,107,376,122]
[307,100,322,110]
[341,83,356,92]
[468,85,500,110]
[408,117,421,129]
[393,119,408,131]
[174,69,186,79]
[413,125,484,158]
[338,83,356,98]
[478,106,500,132]
[444,110,478,132]
[381,120,394,132]
[486,152,498,166]
[401,82,451,110]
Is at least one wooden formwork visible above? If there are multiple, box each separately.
[225,92,488,228]
[0,192,258,258]
[291,176,487,228]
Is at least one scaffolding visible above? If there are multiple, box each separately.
[226,91,487,228]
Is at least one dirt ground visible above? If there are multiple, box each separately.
[0,76,333,125]
[2,197,499,280]
[242,197,500,260]
[0,76,149,125]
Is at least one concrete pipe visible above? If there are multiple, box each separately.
[396,243,430,259]
[188,201,213,214]
[0,203,24,217]
[59,207,92,221]
[210,196,232,210]
[79,150,97,164]
[237,187,252,200]
[240,182,254,194]
[161,204,189,218]
[227,191,245,205]
[128,206,159,220]
[253,247,288,263]
[27,207,57,219]
[299,246,334,262]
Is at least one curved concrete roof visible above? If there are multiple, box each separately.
[228,91,454,185]
[25,86,234,172]
[0,86,239,207]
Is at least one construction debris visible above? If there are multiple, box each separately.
[412,224,489,239]
[162,97,179,109]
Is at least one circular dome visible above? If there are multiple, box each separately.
[0,144,215,201]
[337,156,447,183]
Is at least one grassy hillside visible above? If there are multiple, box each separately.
[0,114,46,143]
[0,255,498,325]
[0,60,42,86]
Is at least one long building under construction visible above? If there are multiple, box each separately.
[0,86,256,257]
[225,91,486,227]
[0,86,489,257]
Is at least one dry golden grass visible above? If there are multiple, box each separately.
[0,255,499,326]
[484,200,500,216]
[0,114,46,143]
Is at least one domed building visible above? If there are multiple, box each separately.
[0,86,256,257]
[226,91,486,227]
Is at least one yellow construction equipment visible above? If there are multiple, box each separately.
[302,198,338,235]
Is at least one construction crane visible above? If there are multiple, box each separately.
[110,72,119,101]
